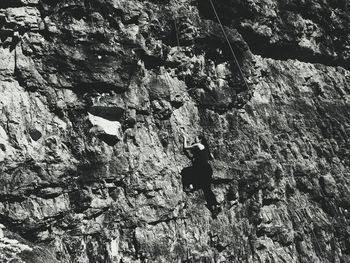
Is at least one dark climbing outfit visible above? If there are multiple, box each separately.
[182,146,219,208]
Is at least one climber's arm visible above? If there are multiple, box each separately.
[183,135,200,150]
[183,135,192,150]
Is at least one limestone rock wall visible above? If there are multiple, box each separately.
[0,0,350,262]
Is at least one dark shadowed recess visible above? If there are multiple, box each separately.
[98,134,120,146]
[88,106,125,121]
[39,0,129,28]
[194,37,246,64]
[0,0,31,8]
[0,211,61,242]
[197,0,251,26]
[73,82,129,94]
[197,0,350,69]
[138,51,165,70]
[138,0,170,4]
[238,27,348,68]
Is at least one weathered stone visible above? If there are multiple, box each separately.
[0,48,15,80]
[4,7,41,30]
[0,0,350,262]
[88,112,123,145]
[28,128,42,141]
[320,173,338,197]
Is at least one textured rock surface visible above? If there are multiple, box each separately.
[0,0,350,262]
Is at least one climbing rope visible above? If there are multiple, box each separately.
[173,18,186,83]
[174,18,181,53]
[208,0,250,92]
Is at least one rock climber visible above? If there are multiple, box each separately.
[182,134,221,216]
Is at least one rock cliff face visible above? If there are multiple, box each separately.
[0,0,350,262]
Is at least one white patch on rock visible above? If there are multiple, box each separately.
[110,238,119,259]
[53,116,67,130]
[0,224,4,239]
[88,113,122,139]
[0,126,13,162]
[251,82,271,104]
[0,126,8,141]
[5,7,41,30]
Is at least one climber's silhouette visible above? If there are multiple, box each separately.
[181,134,221,216]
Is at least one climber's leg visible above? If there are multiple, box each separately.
[181,166,194,191]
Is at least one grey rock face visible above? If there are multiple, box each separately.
[0,0,350,262]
